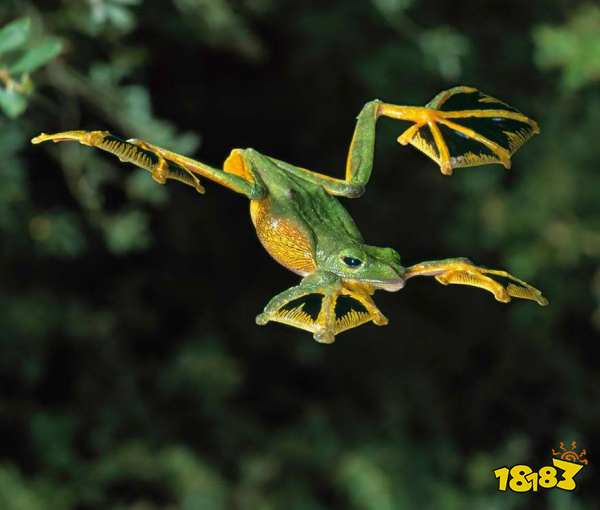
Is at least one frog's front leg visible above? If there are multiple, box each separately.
[340,281,389,327]
[404,257,548,305]
[31,131,264,198]
[256,271,341,343]
[257,272,388,343]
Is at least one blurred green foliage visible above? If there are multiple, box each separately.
[533,3,600,91]
[0,17,62,117]
[0,1,598,509]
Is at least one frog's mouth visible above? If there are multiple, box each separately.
[341,268,406,293]
[360,277,405,292]
[373,278,406,292]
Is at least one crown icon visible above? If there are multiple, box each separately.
[552,441,588,465]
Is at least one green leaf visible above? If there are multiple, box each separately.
[533,4,600,91]
[105,4,136,32]
[9,38,63,74]
[0,87,27,118]
[336,453,395,510]
[0,465,46,510]
[418,26,470,80]
[31,211,87,258]
[102,210,151,254]
[371,0,414,15]
[0,18,30,56]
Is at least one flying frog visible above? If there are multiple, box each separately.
[32,86,548,343]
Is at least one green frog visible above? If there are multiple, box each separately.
[32,85,547,344]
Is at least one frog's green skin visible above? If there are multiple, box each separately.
[31,86,548,344]
[246,148,405,285]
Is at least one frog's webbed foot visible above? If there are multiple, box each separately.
[378,86,540,176]
[125,138,205,193]
[256,272,388,343]
[405,258,548,306]
[32,130,206,193]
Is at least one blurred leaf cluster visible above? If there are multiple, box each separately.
[533,3,600,91]
[0,1,598,509]
[0,17,62,117]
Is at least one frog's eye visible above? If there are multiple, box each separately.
[342,256,363,268]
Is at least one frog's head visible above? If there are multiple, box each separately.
[320,243,406,291]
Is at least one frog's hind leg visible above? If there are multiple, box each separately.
[404,257,548,305]
[377,86,540,175]
[32,131,265,198]
[278,86,539,193]
[267,99,382,199]
[269,85,538,197]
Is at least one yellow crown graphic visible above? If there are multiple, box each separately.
[552,441,588,465]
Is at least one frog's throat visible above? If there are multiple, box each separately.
[250,198,317,275]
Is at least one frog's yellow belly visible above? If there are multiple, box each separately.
[250,198,316,275]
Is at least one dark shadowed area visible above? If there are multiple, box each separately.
[1,1,598,508]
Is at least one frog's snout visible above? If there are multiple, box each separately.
[371,257,406,292]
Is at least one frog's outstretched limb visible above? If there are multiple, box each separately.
[256,271,388,344]
[404,257,548,305]
[270,86,539,193]
[31,131,266,199]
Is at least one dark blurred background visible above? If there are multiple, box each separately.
[1,1,599,508]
